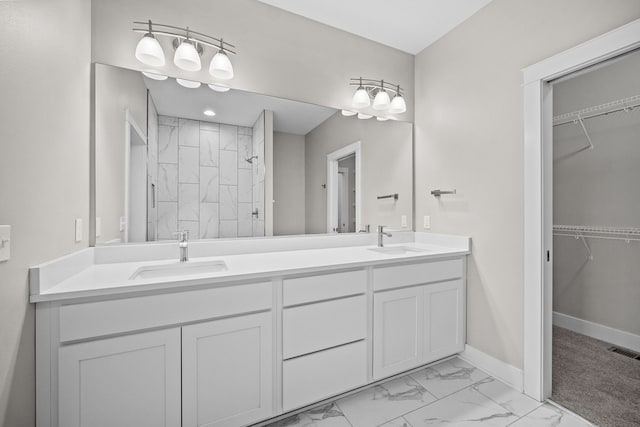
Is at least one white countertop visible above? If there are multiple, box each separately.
[30,233,470,303]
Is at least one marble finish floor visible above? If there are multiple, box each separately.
[263,357,594,427]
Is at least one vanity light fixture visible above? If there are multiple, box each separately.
[176,78,201,89]
[357,113,372,120]
[341,110,357,116]
[142,70,168,81]
[133,20,236,78]
[208,82,231,92]
[349,77,406,114]
[203,109,216,117]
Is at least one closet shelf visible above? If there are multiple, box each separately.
[553,225,640,242]
[553,94,640,126]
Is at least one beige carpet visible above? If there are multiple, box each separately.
[552,326,640,427]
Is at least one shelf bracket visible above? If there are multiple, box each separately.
[575,113,594,150]
[575,232,593,260]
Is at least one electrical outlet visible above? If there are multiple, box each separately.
[96,217,102,238]
[119,216,126,232]
[401,215,408,228]
[0,225,11,262]
[75,218,83,242]
[423,215,431,229]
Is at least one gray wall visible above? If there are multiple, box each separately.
[91,0,415,122]
[0,0,91,425]
[273,132,306,235]
[414,0,640,369]
[305,112,413,234]
[553,51,640,336]
[94,64,148,244]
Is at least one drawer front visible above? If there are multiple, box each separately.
[283,269,366,306]
[283,340,367,411]
[283,295,366,359]
[373,258,463,291]
[59,282,272,343]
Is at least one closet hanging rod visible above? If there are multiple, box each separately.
[553,94,640,126]
[553,225,640,236]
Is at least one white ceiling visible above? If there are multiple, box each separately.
[255,0,493,54]
[144,77,336,135]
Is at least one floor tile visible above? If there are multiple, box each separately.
[404,386,518,426]
[508,403,594,427]
[266,403,351,427]
[337,375,436,427]
[410,357,489,399]
[379,417,411,427]
[472,377,542,417]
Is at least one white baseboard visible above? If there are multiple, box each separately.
[553,311,640,353]
[458,345,523,392]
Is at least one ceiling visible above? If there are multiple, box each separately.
[144,77,337,135]
[255,0,493,54]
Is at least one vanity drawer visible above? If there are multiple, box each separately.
[373,259,463,291]
[283,295,366,359]
[59,282,272,342]
[283,269,366,306]
[283,340,366,411]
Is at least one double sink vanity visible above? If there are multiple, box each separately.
[31,231,470,427]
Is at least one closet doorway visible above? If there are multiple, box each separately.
[549,49,640,427]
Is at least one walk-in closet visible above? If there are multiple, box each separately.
[551,49,640,427]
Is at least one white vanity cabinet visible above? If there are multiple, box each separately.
[58,328,182,427]
[372,259,465,380]
[182,312,273,427]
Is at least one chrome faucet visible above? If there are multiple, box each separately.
[377,225,392,247]
[174,230,189,262]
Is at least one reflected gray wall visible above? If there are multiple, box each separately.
[273,132,306,235]
[553,51,640,336]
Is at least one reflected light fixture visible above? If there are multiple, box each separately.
[176,78,201,88]
[377,116,389,121]
[208,82,230,92]
[135,21,165,67]
[357,113,372,120]
[341,110,357,116]
[349,77,406,115]
[142,70,168,81]
[133,20,236,77]
[203,109,216,117]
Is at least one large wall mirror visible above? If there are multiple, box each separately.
[93,63,413,244]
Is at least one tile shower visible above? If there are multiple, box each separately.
[150,111,266,240]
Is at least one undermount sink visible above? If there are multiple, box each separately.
[129,260,228,280]
[368,246,430,255]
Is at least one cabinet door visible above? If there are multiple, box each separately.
[182,312,273,427]
[58,328,181,427]
[373,287,424,380]
[423,279,465,363]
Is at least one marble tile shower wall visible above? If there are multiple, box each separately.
[251,112,265,237]
[146,97,159,241]
[155,115,260,239]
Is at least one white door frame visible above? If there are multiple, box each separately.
[522,18,640,401]
[124,109,147,243]
[338,166,350,232]
[327,141,361,233]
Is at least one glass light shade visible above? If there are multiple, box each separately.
[357,113,372,120]
[208,83,230,92]
[389,94,407,114]
[373,90,391,110]
[209,50,234,80]
[174,41,201,71]
[341,110,357,116]
[135,34,165,67]
[351,88,370,109]
[377,116,389,121]
[203,109,216,117]
[142,70,168,81]
[176,78,201,89]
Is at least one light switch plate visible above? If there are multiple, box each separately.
[0,225,11,262]
[75,218,83,243]
[423,215,431,229]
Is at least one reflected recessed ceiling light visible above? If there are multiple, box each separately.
[175,78,201,89]
[377,116,389,121]
[208,82,230,92]
[142,70,168,80]
[357,113,372,120]
[203,109,216,117]
[341,110,357,116]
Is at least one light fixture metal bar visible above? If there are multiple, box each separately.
[133,21,236,54]
[349,78,403,95]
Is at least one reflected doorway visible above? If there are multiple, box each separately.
[327,142,361,233]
